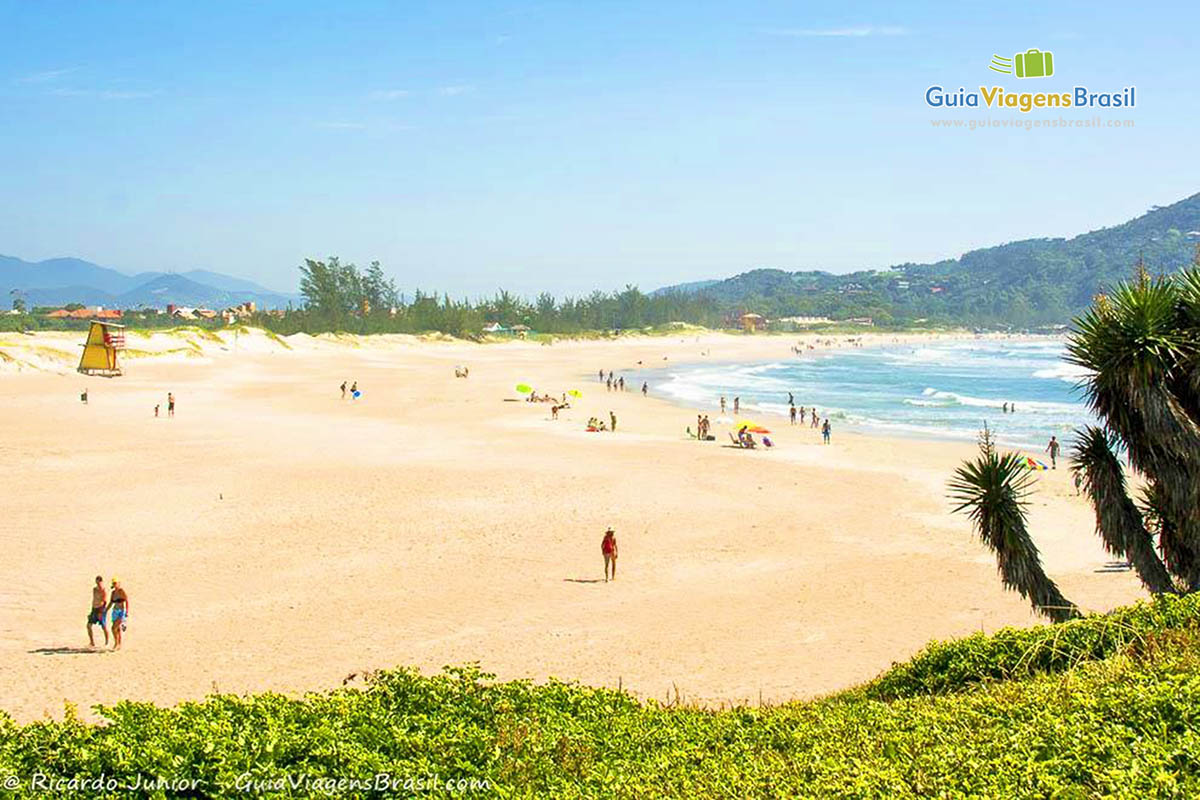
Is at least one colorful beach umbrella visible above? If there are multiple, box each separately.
[1023,457,1049,471]
[737,420,770,434]
[515,383,533,395]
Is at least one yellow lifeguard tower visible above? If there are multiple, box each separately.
[78,320,126,377]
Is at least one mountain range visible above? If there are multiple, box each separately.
[1,256,299,309]
[653,191,1200,326]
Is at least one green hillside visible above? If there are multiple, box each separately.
[661,192,1200,327]
[1,594,1197,798]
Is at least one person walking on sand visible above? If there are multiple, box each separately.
[87,575,108,647]
[642,381,648,397]
[720,396,726,414]
[340,381,347,399]
[109,578,129,650]
[602,528,618,582]
[1046,435,1061,469]
[789,404,797,425]
[154,404,160,418]
[811,410,820,429]
[822,418,831,444]
[609,411,617,432]
[80,388,88,405]
[350,381,358,399]
[167,392,175,418]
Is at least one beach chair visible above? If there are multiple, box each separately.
[728,432,744,448]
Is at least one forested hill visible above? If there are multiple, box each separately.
[655,192,1200,326]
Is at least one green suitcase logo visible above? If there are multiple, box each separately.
[989,49,1055,78]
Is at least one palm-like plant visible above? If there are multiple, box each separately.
[951,259,1200,620]
[949,428,1080,622]
[1068,260,1200,593]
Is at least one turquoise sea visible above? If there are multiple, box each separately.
[632,338,1094,450]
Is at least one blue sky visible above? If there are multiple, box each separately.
[1,1,1196,296]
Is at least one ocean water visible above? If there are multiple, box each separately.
[631,339,1095,450]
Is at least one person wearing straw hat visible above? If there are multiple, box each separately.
[601,528,618,582]
[109,578,130,650]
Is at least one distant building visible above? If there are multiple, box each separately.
[738,312,766,332]
[776,315,833,327]
[845,317,875,326]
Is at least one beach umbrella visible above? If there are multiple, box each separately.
[567,389,583,398]
[737,420,770,434]
[516,383,533,394]
[1023,456,1049,471]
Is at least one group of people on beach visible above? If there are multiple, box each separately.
[86,575,130,650]
[339,381,359,400]
[153,392,175,417]
[587,411,617,432]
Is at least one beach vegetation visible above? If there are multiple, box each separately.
[0,594,1197,797]
[951,262,1200,618]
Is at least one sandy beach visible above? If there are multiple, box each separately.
[0,329,1144,721]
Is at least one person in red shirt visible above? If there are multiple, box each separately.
[601,528,618,582]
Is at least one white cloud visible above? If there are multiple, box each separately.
[768,26,908,38]
[49,87,160,99]
[17,67,78,83]
[370,89,411,100]
[437,84,474,96]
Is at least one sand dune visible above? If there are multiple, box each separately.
[0,329,1142,721]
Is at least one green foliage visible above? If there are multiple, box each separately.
[949,427,1080,622]
[280,260,729,337]
[665,195,1200,326]
[0,598,1198,797]
[1068,264,1200,592]
[862,592,1200,700]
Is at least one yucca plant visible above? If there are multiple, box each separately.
[1068,258,1200,593]
[950,427,1080,622]
[952,258,1200,619]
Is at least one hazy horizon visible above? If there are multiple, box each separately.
[2,1,1196,296]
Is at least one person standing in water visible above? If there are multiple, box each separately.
[109,578,129,650]
[789,405,797,425]
[642,382,648,397]
[601,528,618,582]
[822,419,831,444]
[733,397,740,415]
[87,575,108,647]
[787,392,794,406]
[1046,435,1061,469]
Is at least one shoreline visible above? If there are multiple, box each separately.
[0,328,1136,722]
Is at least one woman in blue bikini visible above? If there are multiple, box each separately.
[109,578,129,650]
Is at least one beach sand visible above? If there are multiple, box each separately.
[0,329,1144,720]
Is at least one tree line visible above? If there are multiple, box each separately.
[262,257,727,337]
